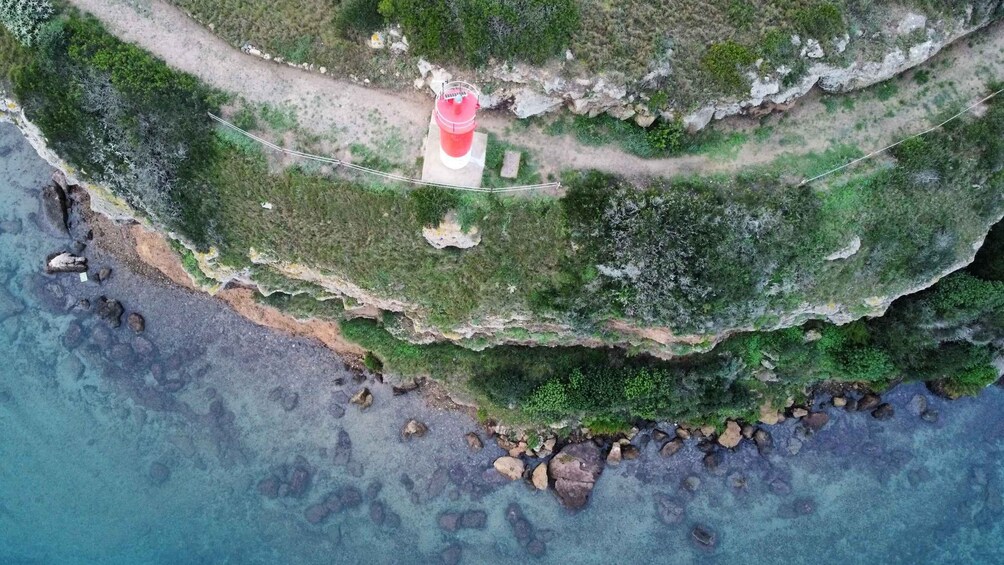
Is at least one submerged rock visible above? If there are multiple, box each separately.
[148,462,170,485]
[465,432,483,451]
[753,429,773,456]
[872,403,895,421]
[660,438,684,458]
[127,312,145,334]
[908,395,929,417]
[654,493,685,524]
[801,412,830,433]
[95,297,124,328]
[549,442,604,510]
[691,524,716,549]
[350,387,373,410]
[257,475,281,499]
[857,394,882,412]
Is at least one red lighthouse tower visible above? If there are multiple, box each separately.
[434,81,480,169]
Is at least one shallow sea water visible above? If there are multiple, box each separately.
[2,121,1004,564]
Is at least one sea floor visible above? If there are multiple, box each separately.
[2,121,1004,565]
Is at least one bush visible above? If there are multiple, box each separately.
[336,0,383,37]
[12,15,220,243]
[0,0,53,46]
[793,3,844,39]
[943,364,998,397]
[646,119,685,153]
[382,0,579,66]
[702,40,756,94]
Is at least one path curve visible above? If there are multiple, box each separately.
[67,0,1004,182]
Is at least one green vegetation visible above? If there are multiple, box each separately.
[257,291,345,321]
[168,240,217,288]
[4,8,1004,431]
[378,0,579,66]
[154,0,988,109]
[0,0,53,46]
[703,41,757,94]
[793,2,844,40]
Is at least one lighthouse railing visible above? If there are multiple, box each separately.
[208,112,560,194]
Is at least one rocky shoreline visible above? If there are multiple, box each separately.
[10,118,1004,563]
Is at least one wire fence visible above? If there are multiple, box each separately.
[208,113,561,193]
[799,86,1004,186]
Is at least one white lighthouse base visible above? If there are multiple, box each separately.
[439,147,471,170]
[420,113,486,188]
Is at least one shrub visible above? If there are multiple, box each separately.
[943,364,998,397]
[702,41,756,94]
[382,0,579,66]
[646,119,685,153]
[793,3,844,40]
[0,0,53,46]
[524,379,569,419]
[336,0,383,37]
[363,351,384,372]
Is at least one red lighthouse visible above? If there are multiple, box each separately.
[434,81,480,169]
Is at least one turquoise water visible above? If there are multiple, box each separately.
[2,120,1004,564]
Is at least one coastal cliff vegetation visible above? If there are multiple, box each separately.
[2,8,1004,429]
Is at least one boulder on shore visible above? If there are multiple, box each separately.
[493,456,524,481]
[41,181,69,235]
[531,463,549,490]
[717,421,742,448]
[46,252,87,274]
[549,442,604,510]
[401,419,428,440]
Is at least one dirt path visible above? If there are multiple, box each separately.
[69,0,1004,183]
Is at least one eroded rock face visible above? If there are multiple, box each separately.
[549,442,603,510]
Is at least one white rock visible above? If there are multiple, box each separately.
[511,88,562,119]
[417,58,434,78]
[750,77,781,100]
[897,13,927,36]
[634,112,657,128]
[790,34,802,46]
[683,106,715,132]
[606,105,636,121]
[261,202,274,210]
[834,34,850,54]
[565,49,574,61]
[428,68,453,95]
[390,41,408,54]
[825,236,861,261]
[413,78,426,90]
[804,39,824,59]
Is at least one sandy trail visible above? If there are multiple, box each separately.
[68,0,1004,182]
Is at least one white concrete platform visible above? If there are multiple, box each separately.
[420,114,487,188]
